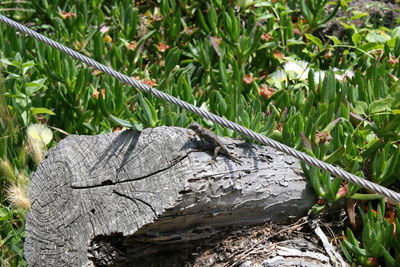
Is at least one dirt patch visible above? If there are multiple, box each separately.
[319,0,400,39]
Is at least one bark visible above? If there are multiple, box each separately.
[24,126,316,266]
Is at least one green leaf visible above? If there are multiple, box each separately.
[350,12,369,21]
[358,42,379,53]
[366,30,391,43]
[309,167,326,197]
[258,42,279,50]
[97,90,108,116]
[311,204,325,214]
[369,97,394,114]
[327,177,342,201]
[219,59,228,89]
[255,14,274,21]
[326,35,341,45]
[0,207,10,218]
[180,75,192,102]
[286,39,305,46]
[197,9,210,33]
[302,90,315,117]
[240,110,251,128]
[21,60,35,75]
[164,47,181,76]
[324,146,345,164]
[342,240,369,257]
[264,109,276,136]
[30,107,56,115]
[26,78,47,96]
[381,245,396,265]
[109,115,133,128]
[207,4,218,34]
[354,101,368,115]
[321,69,336,103]
[299,0,311,22]
[346,228,360,246]
[254,2,272,7]
[319,1,340,25]
[361,138,383,158]
[214,91,227,114]
[229,8,240,42]
[352,32,361,45]
[379,145,400,181]
[305,34,323,49]
[340,22,356,30]
[0,58,14,66]
[322,118,341,133]
[139,94,157,127]
[340,241,353,263]
[239,0,252,8]
[134,30,156,64]
[293,114,304,136]
[392,26,400,38]
[114,84,124,114]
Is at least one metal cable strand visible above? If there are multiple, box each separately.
[1,14,399,203]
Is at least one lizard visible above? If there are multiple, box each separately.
[188,122,242,164]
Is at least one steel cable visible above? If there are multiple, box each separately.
[1,14,399,203]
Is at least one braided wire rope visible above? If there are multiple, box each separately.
[1,14,399,203]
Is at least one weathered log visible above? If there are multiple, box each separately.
[24,126,316,266]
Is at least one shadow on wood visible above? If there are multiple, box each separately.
[24,126,316,266]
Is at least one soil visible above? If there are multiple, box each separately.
[320,0,400,39]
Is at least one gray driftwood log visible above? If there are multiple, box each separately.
[24,126,316,266]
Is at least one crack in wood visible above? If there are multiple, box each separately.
[70,155,188,189]
[113,190,157,217]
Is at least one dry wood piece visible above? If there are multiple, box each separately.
[24,126,316,266]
